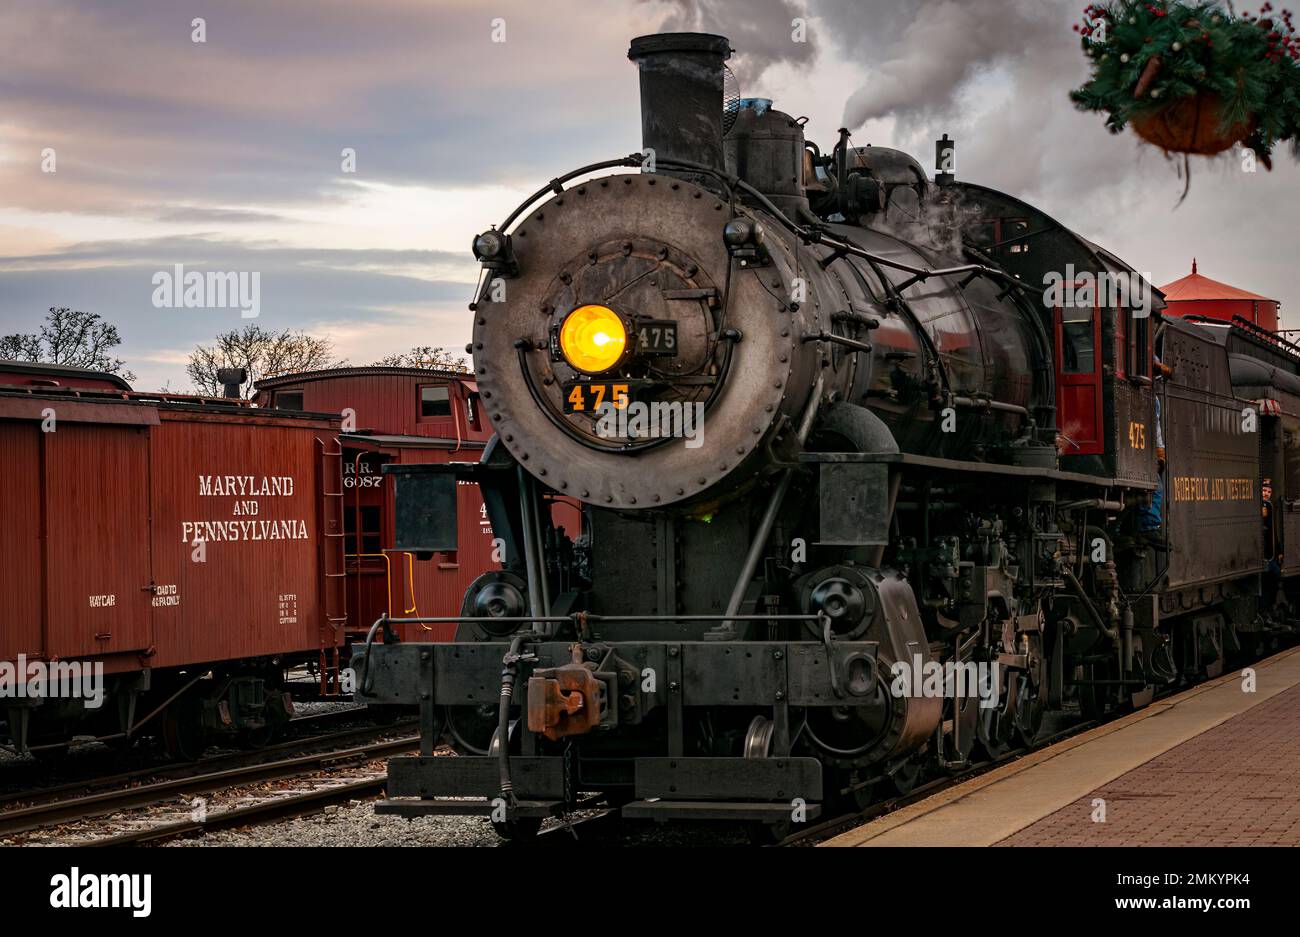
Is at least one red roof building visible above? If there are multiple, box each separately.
[1159,259,1280,332]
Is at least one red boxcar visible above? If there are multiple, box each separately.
[0,370,344,757]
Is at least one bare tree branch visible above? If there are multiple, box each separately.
[186,325,342,398]
[372,345,469,371]
[1,308,135,380]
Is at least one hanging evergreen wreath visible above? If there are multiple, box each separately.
[1070,2,1300,168]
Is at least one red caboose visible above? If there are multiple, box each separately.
[253,367,502,642]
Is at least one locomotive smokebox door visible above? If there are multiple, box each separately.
[819,462,890,546]
[387,465,459,555]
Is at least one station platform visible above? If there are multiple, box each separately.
[823,645,1300,847]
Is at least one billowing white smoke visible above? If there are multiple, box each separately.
[828,0,1065,131]
[639,0,818,80]
[815,0,1171,211]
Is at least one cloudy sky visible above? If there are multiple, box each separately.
[1,0,1295,390]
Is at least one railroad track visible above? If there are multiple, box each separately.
[86,776,390,846]
[0,709,405,809]
[0,735,417,844]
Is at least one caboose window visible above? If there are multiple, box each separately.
[1061,306,1095,374]
[345,505,382,556]
[466,391,482,429]
[419,385,451,418]
[275,391,304,411]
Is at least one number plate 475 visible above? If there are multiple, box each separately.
[565,382,630,413]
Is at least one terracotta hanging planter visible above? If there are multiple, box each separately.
[1129,91,1255,156]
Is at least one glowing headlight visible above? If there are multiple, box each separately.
[559,305,628,374]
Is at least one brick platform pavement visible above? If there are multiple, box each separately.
[822,645,1300,846]
[999,681,1300,846]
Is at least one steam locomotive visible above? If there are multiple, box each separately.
[358,31,1300,840]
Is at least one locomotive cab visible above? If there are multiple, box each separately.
[957,185,1162,487]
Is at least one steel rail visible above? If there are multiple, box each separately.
[0,735,416,837]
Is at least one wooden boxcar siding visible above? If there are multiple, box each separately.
[0,424,45,660]
[270,374,490,442]
[148,413,336,668]
[44,423,155,659]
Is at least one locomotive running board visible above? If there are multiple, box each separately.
[799,451,1157,490]
[620,801,822,822]
[375,798,561,819]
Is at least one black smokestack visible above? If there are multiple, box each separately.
[628,32,732,182]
